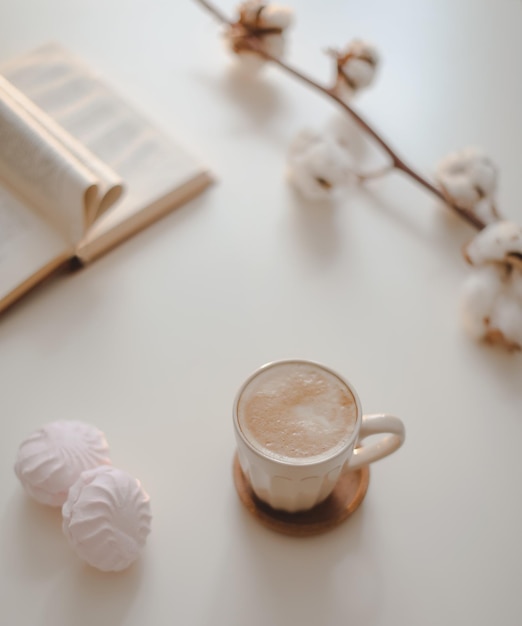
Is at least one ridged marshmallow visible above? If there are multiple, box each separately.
[62,466,152,572]
[14,420,111,506]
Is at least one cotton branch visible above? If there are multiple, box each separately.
[195,0,522,349]
[195,0,489,230]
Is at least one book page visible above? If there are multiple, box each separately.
[1,44,213,262]
[0,79,98,245]
[0,76,124,228]
[0,184,70,307]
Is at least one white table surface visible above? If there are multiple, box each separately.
[1,1,521,624]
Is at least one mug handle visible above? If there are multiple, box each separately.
[347,413,405,471]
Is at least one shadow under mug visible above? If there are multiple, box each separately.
[233,360,405,513]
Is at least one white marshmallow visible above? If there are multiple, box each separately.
[62,466,152,572]
[14,421,110,506]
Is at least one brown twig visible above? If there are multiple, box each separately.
[195,0,489,231]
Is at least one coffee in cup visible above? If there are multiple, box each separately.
[233,360,405,513]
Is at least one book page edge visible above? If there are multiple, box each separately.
[0,251,72,315]
[75,170,214,264]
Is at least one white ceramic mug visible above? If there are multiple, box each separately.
[233,359,405,513]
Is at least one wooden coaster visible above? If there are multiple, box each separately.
[233,454,370,536]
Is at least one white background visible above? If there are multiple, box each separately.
[1,1,521,624]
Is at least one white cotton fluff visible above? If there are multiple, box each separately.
[510,267,522,301]
[237,1,293,29]
[227,2,294,69]
[464,221,522,266]
[228,49,267,73]
[461,266,522,348]
[229,34,285,72]
[461,265,504,339]
[62,466,151,572]
[436,147,498,219]
[342,58,375,89]
[473,197,498,225]
[287,129,352,200]
[490,290,522,348]
[335,40,379,99]
[259,32,285,59]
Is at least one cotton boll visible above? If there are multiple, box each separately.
[461,222,522,349]
[325,112,368,157]
[461,263,522,350]
[239,1,266,24]
[510,270,522,301]
[257,4,293,29]
[439,172,479,208]
[460,265,503,339]
[441,148,497,196]
[436,147,498,212]
[227,31,286,68]
[228,1,294,67]
[237,0,264,25]
[473,197,498,225]
[467,149,497,196]
[464,221,522,266]
[489,293,522,349]
[288,128,319,158]
[334,40,379,98]
[239,1,293,29]
[287,129,352,201]
[262,32,286,59]
[231,50,266,73]
[342,58,375,89]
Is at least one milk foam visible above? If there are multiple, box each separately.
[237,362,358,462]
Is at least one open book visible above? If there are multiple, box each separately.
[0,44,213,313]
